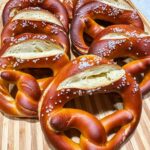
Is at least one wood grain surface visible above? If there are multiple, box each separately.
[0,0,150,150]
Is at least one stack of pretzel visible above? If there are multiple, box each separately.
[0,0,149,149]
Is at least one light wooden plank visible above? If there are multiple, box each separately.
[0,0,149,150]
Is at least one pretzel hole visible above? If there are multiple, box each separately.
[65,93,123,117]
[134,72,145,84]
[95,19,113,28]
[83,33,93,46]
[65,129,81,144]
[9,84,18,99]
[64,94,116,115]
[83,20,112,45]
[114,57,129,66]
[107,127,121,140]
[21,68,53,79]
[114,57,139,67]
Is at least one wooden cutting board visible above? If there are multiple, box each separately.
[0,0,150,150]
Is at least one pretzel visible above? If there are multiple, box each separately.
[89,25,150,94]
[39,55,142,150]
[123,58,150,95]
[0,31,70,92]
[0,19,70,90]
[71,1,144,55]
[2,0,69,32]
[0,69,41,117]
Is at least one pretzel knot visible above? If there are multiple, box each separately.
[0,70,41,117]
[71,1,144,55]
[39,55,142,150]
[89,25,150,94]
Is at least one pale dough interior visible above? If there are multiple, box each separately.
[58,65,125,90]
[11,9,62,27]
[2,39,64,59]
[100,32,149,40]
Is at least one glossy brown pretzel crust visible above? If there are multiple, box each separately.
[0,70,41,117]
[1,20,69,47]
[71,1,144,55]
[39,55,142,150]
[60,0,94,19]
[2,0,69,32]
[123,58,150,95]
[90,25,150,94]
[0,32,70,93]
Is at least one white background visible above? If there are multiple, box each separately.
[132,0,150,20]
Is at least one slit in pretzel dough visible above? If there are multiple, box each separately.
[2,39,64,59]
[58,65,125,90]
[11,9,62,27]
